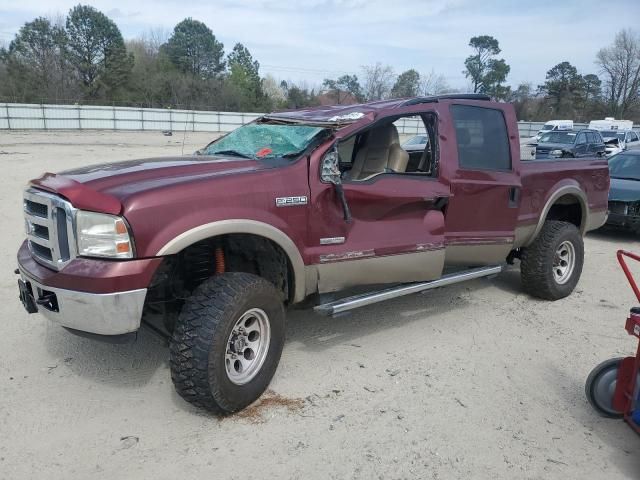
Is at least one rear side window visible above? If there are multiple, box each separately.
[451,105,511,171]
[587,132,597,144]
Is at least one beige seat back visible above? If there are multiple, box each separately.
[346,124,409,180]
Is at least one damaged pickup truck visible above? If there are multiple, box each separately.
[16,94,609,413]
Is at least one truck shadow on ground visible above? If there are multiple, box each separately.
[587,228,639,245]
[42,268,526,388]
[44,323,168,388]
[545,363,640,479]
[285,277,501,353]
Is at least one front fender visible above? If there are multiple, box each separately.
[155,219,307,303]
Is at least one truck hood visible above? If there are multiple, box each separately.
[609,177,640,202]
[31,155,272,214]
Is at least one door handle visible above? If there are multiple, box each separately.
[508,187,521,208]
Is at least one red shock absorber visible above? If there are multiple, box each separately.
[215,246,225,274]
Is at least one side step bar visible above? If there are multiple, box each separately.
[314,265,503,316]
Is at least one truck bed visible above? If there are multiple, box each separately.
[518,157,610,241]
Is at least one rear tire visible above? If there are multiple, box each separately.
[520,220,584,300]
[169,272,285,414]
[585,357,624,418]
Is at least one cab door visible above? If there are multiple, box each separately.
[443,104,521,265]
[306,114,449,293]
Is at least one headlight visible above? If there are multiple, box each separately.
[550,149,564,156]
[76,211,133,258]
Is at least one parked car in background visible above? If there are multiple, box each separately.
[400,133,433,174]
[402,134,428,151]
[600,130,640,157]
[536,129,605,159]
[589,118,634,132]
[536,120,573,140]
[606,150,640,234]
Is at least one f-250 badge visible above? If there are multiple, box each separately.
[275,196,308,207]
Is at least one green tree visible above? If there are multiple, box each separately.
[390,69,420,98]
[582,73,602,101]
[322,74,363,103]
[66,5,133,99]
[539,61,585,116]
[4,17,69,101]
[463,35,510,97]
[482,58,511,100]
[163,18,224,78]
[226,43,265,110]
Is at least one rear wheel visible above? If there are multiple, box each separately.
[520,221,584,300]
[585,357,624,418]
[169,272,285,414]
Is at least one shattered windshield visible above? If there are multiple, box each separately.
[204,123,327,159]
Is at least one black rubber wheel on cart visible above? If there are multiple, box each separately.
[585,357,625,418]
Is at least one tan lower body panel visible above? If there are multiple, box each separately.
[313,249,445,294]
[586,209,607,232]
[444,243,513,266]
[514,224,536,248]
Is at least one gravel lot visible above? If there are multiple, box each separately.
[1,130,639,480]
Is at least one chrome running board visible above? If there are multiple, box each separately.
[314,265,503,316]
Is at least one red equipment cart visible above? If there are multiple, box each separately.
[586,250,640,433]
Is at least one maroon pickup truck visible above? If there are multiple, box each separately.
[16,94,609,413]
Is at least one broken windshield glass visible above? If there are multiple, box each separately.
[204,124,327,159]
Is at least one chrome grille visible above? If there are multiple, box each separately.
[23,188,77,270]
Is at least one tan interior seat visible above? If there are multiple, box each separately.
[345,124,409,180]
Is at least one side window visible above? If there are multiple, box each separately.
[338,136,356,166]
[576,133,587,145]
[629,132,638,142]
[450,105,511,171]
[341,113,438,181]
[587,132,597,144]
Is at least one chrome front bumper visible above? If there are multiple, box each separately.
[18,268,147,335]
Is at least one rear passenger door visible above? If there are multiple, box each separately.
[587,132,604,156]
[443,104,521,265]
[574,132,588,157]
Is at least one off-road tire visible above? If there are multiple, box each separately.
[520,220,584,300]
[169,272,285,414]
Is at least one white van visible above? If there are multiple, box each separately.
[588,118,634,131]
[536,120,573,140]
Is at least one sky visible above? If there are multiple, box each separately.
[0,0,638,91]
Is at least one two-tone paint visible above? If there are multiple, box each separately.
[19,97,610,311]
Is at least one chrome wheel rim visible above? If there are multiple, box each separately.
[225,308,271,385]
[553,240,575,285]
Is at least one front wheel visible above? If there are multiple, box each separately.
[169,272,285,414]
[520,220,584,300]
[585,358,624,418]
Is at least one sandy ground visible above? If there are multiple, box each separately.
[1,130,639,480]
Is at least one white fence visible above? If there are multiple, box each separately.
[0,103,262,132]
[1,103,638,137]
